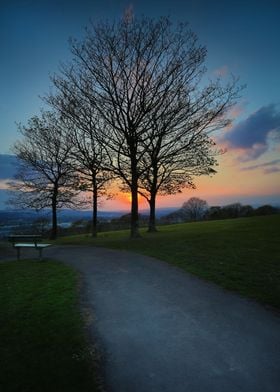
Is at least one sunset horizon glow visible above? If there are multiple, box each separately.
[0,1,279,210]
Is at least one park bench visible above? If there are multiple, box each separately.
[8,235,51,261]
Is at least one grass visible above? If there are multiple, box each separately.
[56,215,280,309]
[0,260,102,392]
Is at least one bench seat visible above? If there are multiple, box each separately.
[8,235,51,260]
[13,243,51,248]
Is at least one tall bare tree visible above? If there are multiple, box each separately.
[51,16,241,237]
[46,81,113,237]
[9,111,80,239]
[136,71,239,231]
[70,129,113,237]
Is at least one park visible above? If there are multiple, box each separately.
[1,214,279,391]
[1,2,280,392]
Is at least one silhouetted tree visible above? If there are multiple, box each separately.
[255,204,278,216]
[51,16,241,237]
[207,203,255,220]
[47,82,113,237]
[240,204,254,217]
[138,133,217,231]
[181,197,209,221]
[207,206,222,220]
[9,111,80,239]
[135,51,240,231]
[221,203,243,219]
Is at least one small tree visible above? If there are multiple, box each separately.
[9,111,80,239]
[181,197,208,221]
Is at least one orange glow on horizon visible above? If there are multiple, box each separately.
[86,150,280,211]
[117,192,147,208]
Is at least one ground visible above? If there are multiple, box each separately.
[9,245,279,392]
[1,216,280,391]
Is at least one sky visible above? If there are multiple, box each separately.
[0,0,280,210]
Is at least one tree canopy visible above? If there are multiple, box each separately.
[47,15,241,236]
[9,111,80,239]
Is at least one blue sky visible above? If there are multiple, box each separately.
[0,0,279,207]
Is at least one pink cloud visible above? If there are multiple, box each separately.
[264,167,280,174]
[241,159,280,174]
[228,103,246,119]
[0,179,11,190]
[236,143,268,162]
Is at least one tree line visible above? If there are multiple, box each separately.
[9,15,241,239]
[161,197,279,224]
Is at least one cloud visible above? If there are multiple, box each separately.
[241,159,280,174]
[0,180,10,190]
[264,167,280,174]
[228,103,246,119]
[223,104,280,161]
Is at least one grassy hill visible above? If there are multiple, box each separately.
[56,215,280,309]
[0,260,101,392]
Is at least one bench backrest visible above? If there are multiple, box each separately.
[8,235,43,246]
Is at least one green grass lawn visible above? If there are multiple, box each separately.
[56,215,280,309]
[0,260,101,392]
[0,240,9,248]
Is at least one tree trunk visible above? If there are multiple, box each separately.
[148,165,158,232]
[92,182,98,237]
[50,192,58,240]
[130,159,140,238]
[130,184,140,238]
[148,193,157,232]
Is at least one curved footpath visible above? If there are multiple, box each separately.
[2,245,280,391]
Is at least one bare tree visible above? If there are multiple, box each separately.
[181,197,209,221]
[71,131,113,237]
[129,21,240,231]
[46,81,113,237]
[51,16,241,237]
[9,111,80,239]
[137,126,218,231]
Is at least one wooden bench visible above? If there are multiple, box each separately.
[8,235,51,261]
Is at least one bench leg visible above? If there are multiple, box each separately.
[16,247,20,261]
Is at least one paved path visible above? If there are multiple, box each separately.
[2,246,280,391]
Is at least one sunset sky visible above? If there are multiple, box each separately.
[0,0,279,210]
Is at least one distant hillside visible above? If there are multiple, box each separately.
[0,209,126,223]
[0,207,177,223]
[139,207,178,217]
[0,207,178,238]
